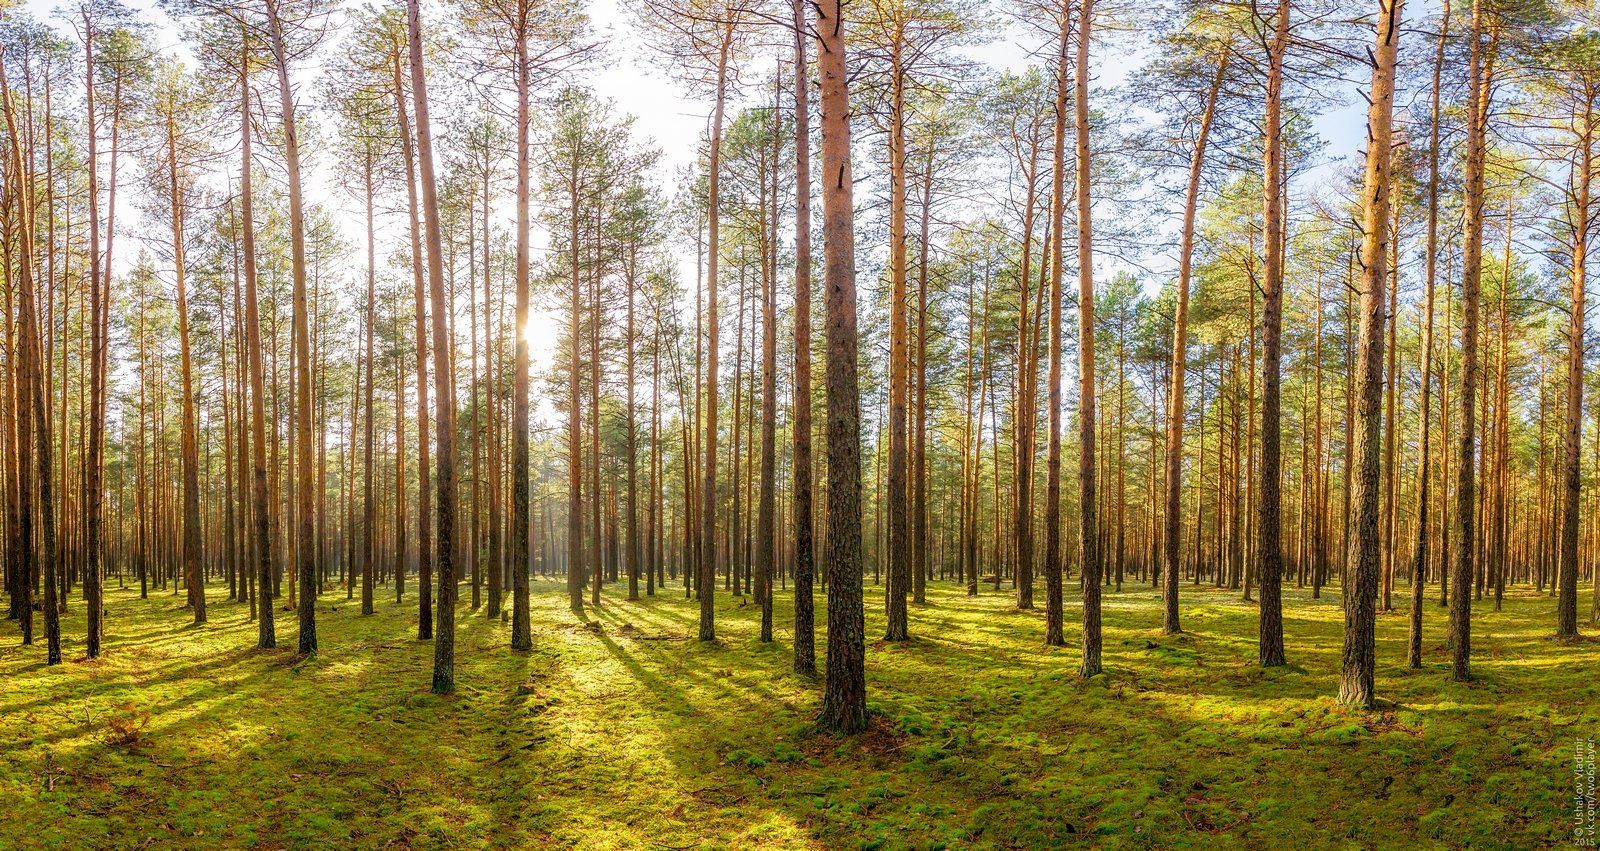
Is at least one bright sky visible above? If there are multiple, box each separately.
[17,0,1374,427]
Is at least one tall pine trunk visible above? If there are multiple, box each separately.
[409,0,459,693]
[1452,0,1492,681]
[1409,0,1449,666]
[1256,0,1290,668]
[266,0,318,654]
[791,0,816,674]
[239,33,275,650]
[816,0,867,733]
[1164,45,1227,635]
[1557,81,1592,638]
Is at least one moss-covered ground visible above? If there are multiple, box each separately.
[0,577,1593,849]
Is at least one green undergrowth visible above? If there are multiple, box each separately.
[0,575,1592,849]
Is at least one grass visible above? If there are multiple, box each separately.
[0,574,1593,849]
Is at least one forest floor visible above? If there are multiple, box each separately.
[0,575,1593,849]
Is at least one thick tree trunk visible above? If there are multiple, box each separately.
[816,0,867,734]
[1340,0,1403,707]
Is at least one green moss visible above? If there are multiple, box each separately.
[0,580,1589,848]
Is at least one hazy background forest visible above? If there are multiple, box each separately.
[0,0,1596,845]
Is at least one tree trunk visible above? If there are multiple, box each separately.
[1409,0,1449,666]
[408,0,459,693]
[1073,0,1101,675]
[1339,0,1403,707]
[1557,82,1592,637]
[81,10,108,658]
[1451,0,1492,681]
[1256,0,1290,668]
[1164,44,1227,634]
[791,0,816,673]
[1,52,58,662]
[393,40,433,640]
[699,22,734,641]
[884,39,910,642]
[1043,11,1068,648]
[266,0,318,655]
[816,0,867,734]
[363,147,378,616]
[238,33,276,650]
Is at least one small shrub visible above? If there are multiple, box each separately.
[102,702,151,748]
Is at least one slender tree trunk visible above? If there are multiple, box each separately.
[1452,0,1492,681]
[163,103,205,626]
[1073,0,1101,675]
[1164,45,1227,635]
[1256,0,1291,667]
[884,39,910,641]
[1043,11,1068,648]
[1557,84,1593,638]
[1409,0,1449,666]
[483,146,502,621]
[2,53,57,662]
[627,254,641,602]
[408,0,458,693]
[564,138,584,613]
[238,34,275,649]
[791,0,816,673]
[757,176,778,642]
[363,148,378,616]
[266,0,318,654]
[699,22,734,641]
[81,10,108,658]
[393,41,433,640]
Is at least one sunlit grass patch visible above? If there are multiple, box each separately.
[0,577,1589,848]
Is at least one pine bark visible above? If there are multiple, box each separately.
[791,0,816,674]
[1557,75,1593,638]
[267,0,319,654]
[1074,0,1101,675]
[1340,0,1403,707]
[409,0,459,693]
[816,0,867,734]
[1451,0,1492,681]
[1043,12,1068,648]
[393,40,433,639]
[1409,0,1449,666]
[1164,46,1227,635]
[884,38,910,641]
[1256,0,1290,668]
